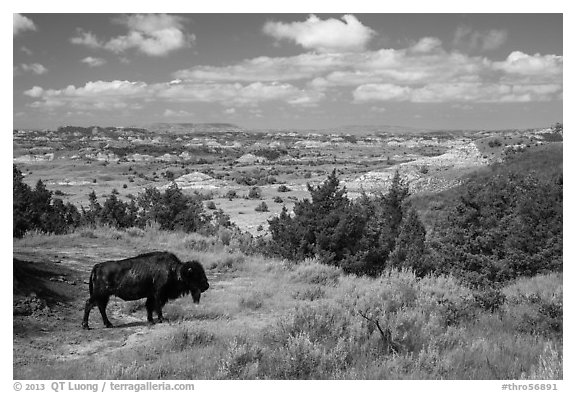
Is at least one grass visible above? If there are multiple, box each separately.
[14,227,563,380]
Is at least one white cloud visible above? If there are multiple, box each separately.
[453,27,508,52]
[174,52,345,82]
[353,82,562,103]
[71,14,194,57]
[481,30,508,51]
[158,81,324,106]
[70,31,102,48]
[26,27,562,110]
[224,108,236,114]
[354,84,412,102]
[410,37,443,53]
[25,80,149,110]
[20,63,48,75]
[21,46,33,55]
[81,57,106,67]
[177,44,562,103]
[24,79,325,110]
[163,109,194,117]
[493,51,563,76]
[24,86,44,98]
[14,14,36,36]
[263,14,375,53]
[175,48,491,88]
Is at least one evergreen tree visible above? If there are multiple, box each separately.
[388,207,428,276]
[342,171,410,276]
[101,193,128,228]
[268,169,361,263]
[13,165,33,237]
[432,171,562,286]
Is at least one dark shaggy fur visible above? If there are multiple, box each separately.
[82,251,209,329]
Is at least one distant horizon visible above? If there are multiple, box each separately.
[14,120,559,133]
[14,14,562,130]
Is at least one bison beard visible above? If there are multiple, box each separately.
[82,251,209,329]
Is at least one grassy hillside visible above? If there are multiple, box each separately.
[14,225,562,379]
[411,142,562,231]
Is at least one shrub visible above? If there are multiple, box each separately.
[473,288,505,313]
[273,196,283,203]
[238,291,264,310]
[488,139,503,148]
[206,252,246,272]
[291,259,342,286]
[248,187,261,199]
[217,338,262,379]
[126,227,145,237]
[206,201,217,210]
[218,227,232,246]
[225,190,237,200]
[521,343,562,379]
[292,286,326,301]
[183,234,217,252]
[255,202,268,212]
[277,185,291,193]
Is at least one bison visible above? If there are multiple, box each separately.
[82,251,209,329]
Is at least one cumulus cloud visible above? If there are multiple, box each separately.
[453,26,508,52]
[21,46,33,55]
[24,80,149,110]
[353,84,411,101]
[410,37,443,53]
[175,42,561,104]
[81,57,106,67]
[14,14,36,36]
[19,63,48,75]
[175,48,490,88]
[27,22,562,111]
[158,81,324,106]
[163,109,194,117]
[70,14,194,57]
[493,51,563,76]
[24,79,324,110]
[70,31,102,48]
[263,14,375,53]
[353,82,562,103]
[174,52,346,82]
[24,86,44,98]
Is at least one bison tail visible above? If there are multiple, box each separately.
[89,266,95,297]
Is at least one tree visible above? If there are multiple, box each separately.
[269,169,365,265]
[13,165,33,237]
[101,193,129,228]
[388,207,429,276]
[342,171,410,276]
[81,190,103,226]
[13,165,81,237]
[136,186,162,226]
[431,171,562,286]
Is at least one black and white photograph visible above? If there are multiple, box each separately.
[10,4,565,387]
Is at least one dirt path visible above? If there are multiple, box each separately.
[13,245,226,379]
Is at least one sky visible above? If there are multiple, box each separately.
[12,13,563,131]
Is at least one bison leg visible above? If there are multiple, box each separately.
[82,298,97,329]
[154,298,165,323]
[145,297,155,324]
[96,297,113,328]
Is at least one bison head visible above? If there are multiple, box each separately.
[182,260,209,304]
